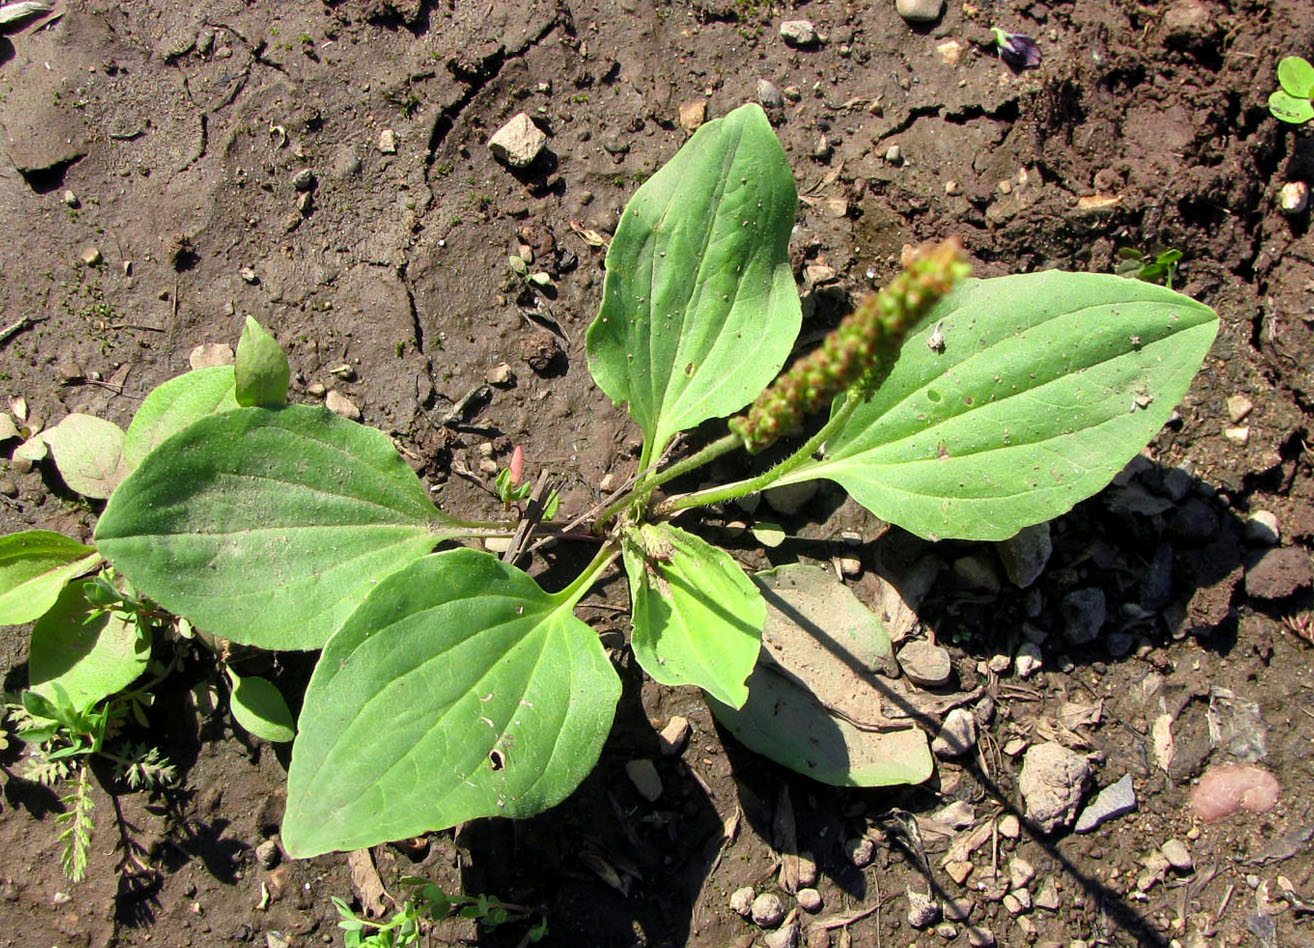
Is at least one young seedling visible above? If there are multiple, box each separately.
[1269,55,1314,124]
[1116,245,1183,289]
[333,876,545,947]
[1,105,1219,864]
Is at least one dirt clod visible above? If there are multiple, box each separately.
[1018,742,1091,832]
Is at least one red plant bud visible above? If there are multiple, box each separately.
[510,445,525,485]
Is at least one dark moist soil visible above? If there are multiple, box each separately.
[2,1,1314,946]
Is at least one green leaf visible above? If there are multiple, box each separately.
[775,272,1219,541]
[1269,89,1314,124]
[621,522,763,708]
[44,414,130,499]
[708,564,932,786]
[125,366,238,469]
[234,317,290,407]
[29,581,149,710]
[750,521,786,548]
[586,103,800,461]
[282,549,620,857]
[0,530,102,625]
[1278,55,1314,99]
[226,669,296,743]
[95,405,456,650]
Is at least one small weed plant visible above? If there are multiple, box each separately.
[1270,55,1314,124]
[1116,245,1183,289]
[0,105,1217,861]
[333,876,545,947]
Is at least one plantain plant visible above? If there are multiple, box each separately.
[0,104,1217,860]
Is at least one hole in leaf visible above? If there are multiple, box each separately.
[489,749,506,771]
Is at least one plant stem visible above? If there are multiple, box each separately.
[593,433,741,527]
[654,388,863,516]
[554,543,621,607]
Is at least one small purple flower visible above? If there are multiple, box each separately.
[991,28,1042,69]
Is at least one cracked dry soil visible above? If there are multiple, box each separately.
[2,1,1314,946]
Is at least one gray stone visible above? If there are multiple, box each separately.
[779,19,818,46]
[751,891,786,928]
[895,0,944,23]
[1018,742,1090,832]
[1074,773,1136,832]
[291,168,315,192]
[756,79,785,110]
[996,523,1052,588]
[898,640,953,687]
[844,836,874,867]
[1245,511,1280,545]
[1061,588,1106,645]
[625,759,662,802]
[730,886,755,916]
[763,920,799,948]
[377,129,398,154]
[906,889,939,929]
[1033,879,1060,911]
[1161,838,1192,871]
[797,887,822,912]
[254,838,281,868]
[932,708,977,758]
[1015,642,1043,678]
[488,113,547,168]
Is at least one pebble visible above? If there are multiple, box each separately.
[997,814,1020,838]
[1223,425,1250,445]
[255,838,281,869]
[488,113,547,168]
[987,654,1011,674]
[1015,642,1043,678]
[966,927,995,948]
[1226,394,1254,423]
[935,923,957,939]
[945,860,973,885]
[1280,181,1310,215]
[779,19,818,46]
[658,715,691,755]
[906,889,939,929]
[0,479,16,498]
[751,891,786,927]
[240,266,259,284]
[377,129,398,154]
[764,479,817,515]
[1189,763,1280,821]
[477,458,499,474]
[756,79,785,111]
[730,886,755,917]
[291,168,315,192]
[80,246,102,267]
[1033,879,1060,911]
[1002,892,1028,915]
[895,0,944,23]
[796,850,818,887]
[932,800,975,829]
[932,708,978,758]
[1060,588,1106,645]
[763,920,799,948]
[943,897,973,921]
[884,144,903,165]
[1009,857,1036,890]
[996,523,1052,588]
[325,390,361,421]
[678,100,706,134]
[796,887,822,912]
[898,640,953,687]
[625,759,662,802]
[305,382,326,397]
[485,362,514,386]
[1074,773,1137,833]
[837,556,862,578]
[61,189,79,207]
[953,553,999,591]
[1161,838,1193,872]
[1018,742,1091,832]
[1244,511,1280,545]
[844,836,874,867]
[936,39,964,65]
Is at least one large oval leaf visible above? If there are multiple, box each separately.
[226,669,296,743]
[776,273,1218,540]
[125,366,238,469]
[282,549,620,857]
[586,103,800,461]
[622,522,763,708]
[95,406,456,650]
[0,530,101,625]
[29,581,149,709]
[45,414,130,499]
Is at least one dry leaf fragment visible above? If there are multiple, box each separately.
[568,220,608,248]
[346,848,388,917]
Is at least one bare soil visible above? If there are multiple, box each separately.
[2,1,1314,946]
